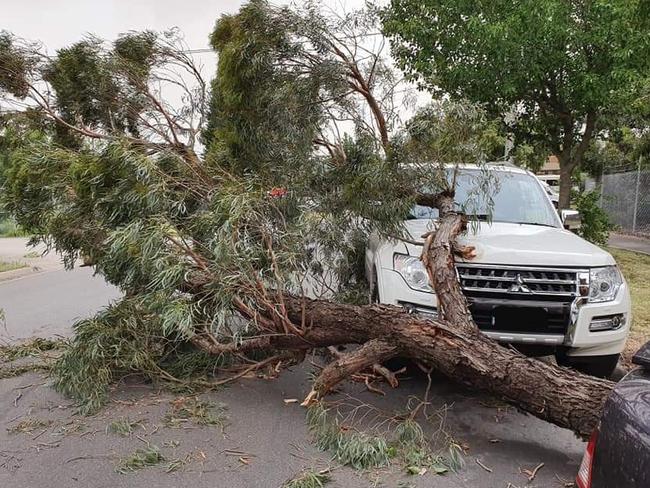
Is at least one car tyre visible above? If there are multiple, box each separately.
[555,352,620,379]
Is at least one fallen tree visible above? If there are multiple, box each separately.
[0,0,614,440]
[182,196,614,438]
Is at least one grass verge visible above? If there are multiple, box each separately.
[609,247,650,335]
[0,218,28,237]
[0,260,26,273]
[609,247,650,365]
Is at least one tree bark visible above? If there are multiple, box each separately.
[194,195,614,439]
[309,339,399,400]
[559,158,574,210]
[280,296,612,439]
[295,199,611,438]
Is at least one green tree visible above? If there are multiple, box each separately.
[382,0,650,208]
[0,1,612,438]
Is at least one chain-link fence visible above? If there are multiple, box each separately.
[600,164,650,234]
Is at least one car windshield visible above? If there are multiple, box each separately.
[410,169,559,227]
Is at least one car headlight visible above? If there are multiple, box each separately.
[393,254,433,293]
[588,266,622,303]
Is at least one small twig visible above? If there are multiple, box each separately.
[211,354,290,387]
[409,366,433,420]
[13,392,22,407]
[364,376,385,396]
[65,455,109,464]
[526,462,544,482]
[475,458,493,473]
[371,363,399,388]
[31,428,48,441]
[220,448,256,457]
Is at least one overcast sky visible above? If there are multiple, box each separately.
[2,0,369,80]
[3,0,242,52]
[2,0,415,136]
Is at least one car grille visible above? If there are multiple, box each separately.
[455,264,586,335]
[456,264,580,297]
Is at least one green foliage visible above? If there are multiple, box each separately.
[163,397,228,428]
[0,31,37,97]
[575,190,611,246]
[283,469,332,488]
[7,418,53,434]
[0,337,64,379]
[582,127,650,178]
[383,0,650,204]
[307,403,392,469]
[107,418,142,437]
[113,31,157,83]
[0,337,64,361]
[43,39,120,131]
[0,2,499,412]
[52,298,170,414]
[115,445,164,474]
[0,363,52,379]
[306,403,462,474]
[205,0,343,177]
[383,0,650,121]
[0,218,27,237]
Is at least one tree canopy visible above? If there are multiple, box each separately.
[0,0,498,412]
[0,1,614,443]
[382,0,650,207]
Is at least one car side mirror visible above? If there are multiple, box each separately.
[561,209,581,231]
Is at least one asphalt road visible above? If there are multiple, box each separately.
[0,267,121,341]
[0,254,586,487]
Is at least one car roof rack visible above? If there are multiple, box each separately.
[486,160,520,169]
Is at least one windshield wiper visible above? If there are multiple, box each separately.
[466,213,491,221]
[513,222,557,228]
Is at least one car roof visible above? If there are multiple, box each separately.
[401,162,532,175]
[451,162,532,175]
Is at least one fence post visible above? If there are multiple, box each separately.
[632,157,641,232]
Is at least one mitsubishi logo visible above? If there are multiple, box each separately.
[508,274,532,293]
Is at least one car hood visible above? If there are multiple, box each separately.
[403,220,615,267]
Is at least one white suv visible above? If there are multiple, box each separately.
[365,163,631,378]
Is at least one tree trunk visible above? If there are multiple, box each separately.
[196,196,614,439]
[281,296,612,439]
[309,339,399,400]
[559,158,574,210]
[290,198,613,438]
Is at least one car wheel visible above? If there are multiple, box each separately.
[555,352,620,379]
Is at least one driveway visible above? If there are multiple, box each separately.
[0,250,585,488]
[608,233,650,255]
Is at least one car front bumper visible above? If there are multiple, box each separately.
[378,268,632,357]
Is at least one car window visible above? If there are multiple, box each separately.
[409,169,560,227]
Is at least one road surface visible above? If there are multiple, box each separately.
[608,233,650,255]
[0,267,121,341]
[0,246,585,488]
